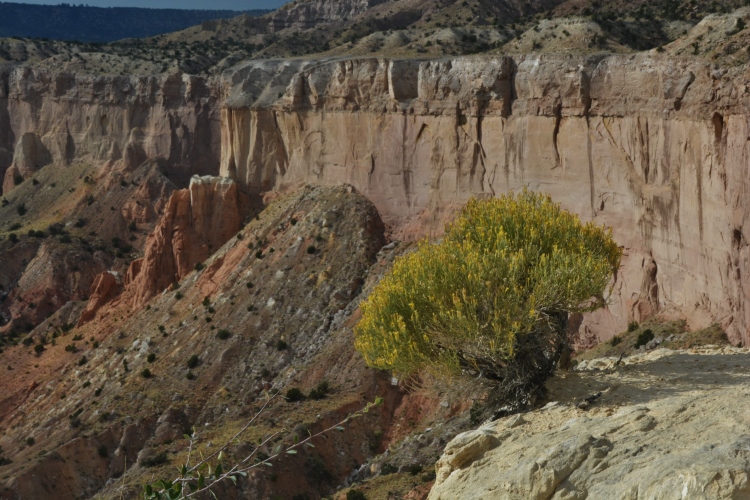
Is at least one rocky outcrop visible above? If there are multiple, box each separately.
[267,0,388,31]
[429,347,750,499]
[126,175,240,308]
[0,239,110,335]
[1,132,51,192]
[220,55,750,345]
[0,68,222,195]
[0,185,390,500]
[77,271,122,327]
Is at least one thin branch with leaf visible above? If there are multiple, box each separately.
[143,392,384,499]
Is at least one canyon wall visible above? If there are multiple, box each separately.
[220,55,750,345]
[0,68,223,193]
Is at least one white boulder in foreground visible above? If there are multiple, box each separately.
[429,347,750,499]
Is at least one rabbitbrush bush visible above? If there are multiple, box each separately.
[355,191,621,400]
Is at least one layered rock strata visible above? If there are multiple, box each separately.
[220,55,750,345]
[2,54,749,345]
[0,68,222,194]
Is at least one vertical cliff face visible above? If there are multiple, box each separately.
[220,55,750,345]
[2,54,748,345]
[0,68,223,194]
[0,67,13,186]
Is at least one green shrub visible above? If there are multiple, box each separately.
[13,174,24,186]
[610,336,622,347]
[627,321,639,332]
[141,452,168,467]
[355,192,621,396]
[16,203,26,216]
[634,329,654,349]
[98,444,108,458]
[25,437,35,447]
[141,368,152,378]
[78,356,88,366]
[276,339,287,350]
[187,354,199,368]
[147,353,156,363]
[408,464,423,476]
[347,490,367,500]
[186,371,195,380]
[216,329,230,340]
[34,344,44,355]
[285,387,304,402]
[308,381,329,400]
[380,463,398,475]
[306,245,316,254]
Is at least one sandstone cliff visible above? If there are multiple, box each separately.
[219,54,750,346]
[0,68,222,195]
[5,54,748,347]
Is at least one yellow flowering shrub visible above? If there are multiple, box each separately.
[354,191,621,385]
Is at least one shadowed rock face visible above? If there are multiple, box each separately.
[1,132,51,192]
[0,68,223,196]
[219,54,750,346]
[77,271,121,327]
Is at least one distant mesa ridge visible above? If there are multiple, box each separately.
[0,2,271,42]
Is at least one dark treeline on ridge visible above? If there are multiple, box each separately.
[0,2,271,42]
